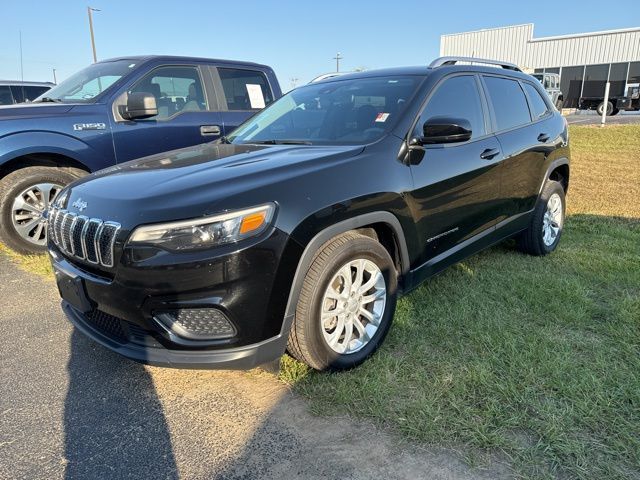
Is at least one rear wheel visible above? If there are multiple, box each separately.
[0,166,85,254]
[287,231,397,371]
[610,108,620,116]
[596,101,614,116]
[517,180,565,256]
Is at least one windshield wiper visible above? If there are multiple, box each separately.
[35,97,62,103]
[246,139,312,145]
[217,136,232,144]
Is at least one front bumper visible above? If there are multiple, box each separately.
[50,227,301,369]
[64,301,292,369]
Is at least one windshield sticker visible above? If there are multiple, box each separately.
[375,113,390,122]
[246,84,266,109]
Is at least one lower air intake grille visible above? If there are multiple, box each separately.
[155,308,236,340]
[85,309,127,341]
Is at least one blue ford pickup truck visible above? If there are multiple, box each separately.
[0,55,281,253]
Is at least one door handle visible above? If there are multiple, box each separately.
[480,148,500,160]
[200,125,221,136]
[538,133,550,143]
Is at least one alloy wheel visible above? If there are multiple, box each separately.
[542,192,563,246]
[320,258,387,354]
[11,183,63,247]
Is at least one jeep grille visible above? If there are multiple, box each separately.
[48,208,120,267]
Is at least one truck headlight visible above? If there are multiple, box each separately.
[128,204,275,251]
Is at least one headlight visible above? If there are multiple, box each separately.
[128,203,275,251]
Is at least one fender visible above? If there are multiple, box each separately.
[0,131,107,172]
[538,156,570,196]
[283,211,410,321]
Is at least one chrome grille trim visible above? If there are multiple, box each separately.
[48,207,120,268]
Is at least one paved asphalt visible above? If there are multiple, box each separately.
[565,111,640,125]
[0,254,508,480]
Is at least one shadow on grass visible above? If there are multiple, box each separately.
[284,214,640,479]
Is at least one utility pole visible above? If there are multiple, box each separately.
[87,7,100,63]
[290,77,299,89]
[52,68,57,84]
[19,30,24,81]
[333,52,343,73]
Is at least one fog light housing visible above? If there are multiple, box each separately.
[155,308,236,340]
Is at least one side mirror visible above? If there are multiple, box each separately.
[122,92,158,120]
[412,117,472,145]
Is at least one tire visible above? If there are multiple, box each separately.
[596,101,614,116]
[610,108,620,116]
[517,180,565,256]
[0,166,86,254]
[287,231,398,371]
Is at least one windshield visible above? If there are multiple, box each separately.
[228,75,421,146]
[35,60,138,103]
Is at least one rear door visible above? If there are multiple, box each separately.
[111,64,223,162]
[210,66,276,135]
[481,75,552,221]
[408,74,504,263]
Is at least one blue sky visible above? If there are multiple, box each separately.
[2,0,639,89]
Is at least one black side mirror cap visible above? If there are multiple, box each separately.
[413,117,473,145]
[123,92,158,120]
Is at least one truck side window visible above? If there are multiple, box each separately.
[130,66,207,119]
[10,86,25,103]
[218,68,273,111]
[0,86,14,105]
[415,75,485,139]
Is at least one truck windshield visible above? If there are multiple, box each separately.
[227,76,420,146]
[34,60,138,103]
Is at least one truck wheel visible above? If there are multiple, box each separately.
[517,180,565,256]
[287,231,397,371]
[596,101,614,116]
[610,108,620,116]
[0,166,85,254]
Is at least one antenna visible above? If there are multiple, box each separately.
[19,30,24,81]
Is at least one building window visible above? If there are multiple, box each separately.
[560,66,585,108]
[628,62,640,84]
[583,64,610,98]
[609,63,629,97]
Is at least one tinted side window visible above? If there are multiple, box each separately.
[522,82,549,119]
[415,75,485,139]
[23,86,50,102]
[10,86,25,103]
[0,86,14,105]
[483,76,531,131]
[218,68,273,111]
[130,66,206,119]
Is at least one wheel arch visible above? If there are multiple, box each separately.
[0,152,89,179]
[283,211,410,320]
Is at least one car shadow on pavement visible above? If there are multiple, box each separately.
[64,328,178,479]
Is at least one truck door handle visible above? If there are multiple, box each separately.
[200,125,221,136]
[480,148,500,160]
[538,133,550,143]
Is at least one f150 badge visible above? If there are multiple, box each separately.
[73,123,106,131]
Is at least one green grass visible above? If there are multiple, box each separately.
[2,125,639,478]
[281,125,640,479]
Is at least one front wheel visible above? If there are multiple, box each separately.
[287,231,397,371]
[0,166,85,254]
[517,180,565,256]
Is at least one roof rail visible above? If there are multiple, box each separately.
[428,56,522,72]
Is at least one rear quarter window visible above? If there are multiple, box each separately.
[218,68,273,111]
[483,76,531,131]
[522,82,550,119]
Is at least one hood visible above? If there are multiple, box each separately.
[0,103,75,120]
[61,142,364,226]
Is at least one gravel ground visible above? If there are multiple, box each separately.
[0,254,509,480]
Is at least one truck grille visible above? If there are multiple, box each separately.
[48,207,120,267]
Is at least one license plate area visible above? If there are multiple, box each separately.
[54,266,92,313]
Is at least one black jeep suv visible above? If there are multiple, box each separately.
[48,57,570,371]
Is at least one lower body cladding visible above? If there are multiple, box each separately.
[50,228,301,369]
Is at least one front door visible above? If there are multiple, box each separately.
[408,74,504,265]
[111,65,222,163]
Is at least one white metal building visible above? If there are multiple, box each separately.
[440,24,640,107]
